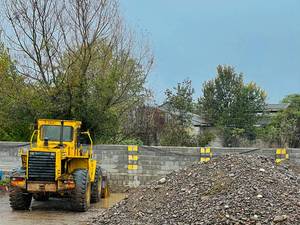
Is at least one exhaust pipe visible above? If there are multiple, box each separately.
[59,120,64,147]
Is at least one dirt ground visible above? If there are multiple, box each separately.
[0,192,124,225]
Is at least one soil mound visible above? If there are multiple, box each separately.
[91,155,300,225]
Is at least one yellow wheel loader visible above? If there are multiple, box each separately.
[9,119,109,212]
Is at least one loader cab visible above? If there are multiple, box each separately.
[35,119,81,151]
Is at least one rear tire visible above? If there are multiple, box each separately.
[71,169,91,212]
[91,166,102,203]
[9,186,32,210]
[33,193,49,201]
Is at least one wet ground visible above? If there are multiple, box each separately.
[0,192,125,225]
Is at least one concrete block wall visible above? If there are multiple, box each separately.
[0,142,299,189]
[91,145,300,189]
[0,142,26,172]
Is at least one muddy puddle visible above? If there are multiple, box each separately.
[0,192,125,225]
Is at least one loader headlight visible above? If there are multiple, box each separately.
[10,177,26,187]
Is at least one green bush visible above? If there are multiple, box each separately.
[0,178,9,186]
[118,138,143,146]
[195,131,215,147]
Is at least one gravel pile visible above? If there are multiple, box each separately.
[91,155,300,225]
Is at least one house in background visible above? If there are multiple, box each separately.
[158,104,211,136]
[158,103,289,146]
[256,103,289,127]
[127,103,289,146]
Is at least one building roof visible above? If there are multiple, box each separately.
[264,103,289,112]
[159,103,289,128]
[158,103,211,127]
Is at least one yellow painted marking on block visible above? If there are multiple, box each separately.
[200,147,211,153]
[128,145,138,152]
[275,148,288,164]
[276,148,281,155]
[200,157,210,162]
[276,148,286,155]
[200,147,211,154]
[128,164,138,170]
[200,147,205,154]
[200,147,212,162]
[206,147,211,153]
[128,155,138,161]
[128,145,138,171]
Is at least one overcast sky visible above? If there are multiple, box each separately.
[120,0,300,103]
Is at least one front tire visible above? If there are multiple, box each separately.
[91,166,102,203]
[9,186,32,210]
[71,169,91,212]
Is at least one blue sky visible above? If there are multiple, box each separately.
[120,0,300,103]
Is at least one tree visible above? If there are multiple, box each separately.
[122,98,165,146]
[278,94,300,147]
[164,79,195,125]
[282,94,300,109]
[263,94,300,147]
[160,79,197,146]
[62,40,153,143]
[0,41,38,140]
[4,0,120,87]
[1,0,153,142]
[198,65,266,146]
[159,79,215,147]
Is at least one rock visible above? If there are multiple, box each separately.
[273,215,288,223]
[259,168,266,172]
[251,214,259,221]
[158,177,166,184]
[256,194,263,198]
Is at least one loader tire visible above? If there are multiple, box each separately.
[9,186,32,210]
[33,193,49,201]
[91,166,102,203]
[71,169,91,212]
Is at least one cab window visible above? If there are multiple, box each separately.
[40,125,73,142]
